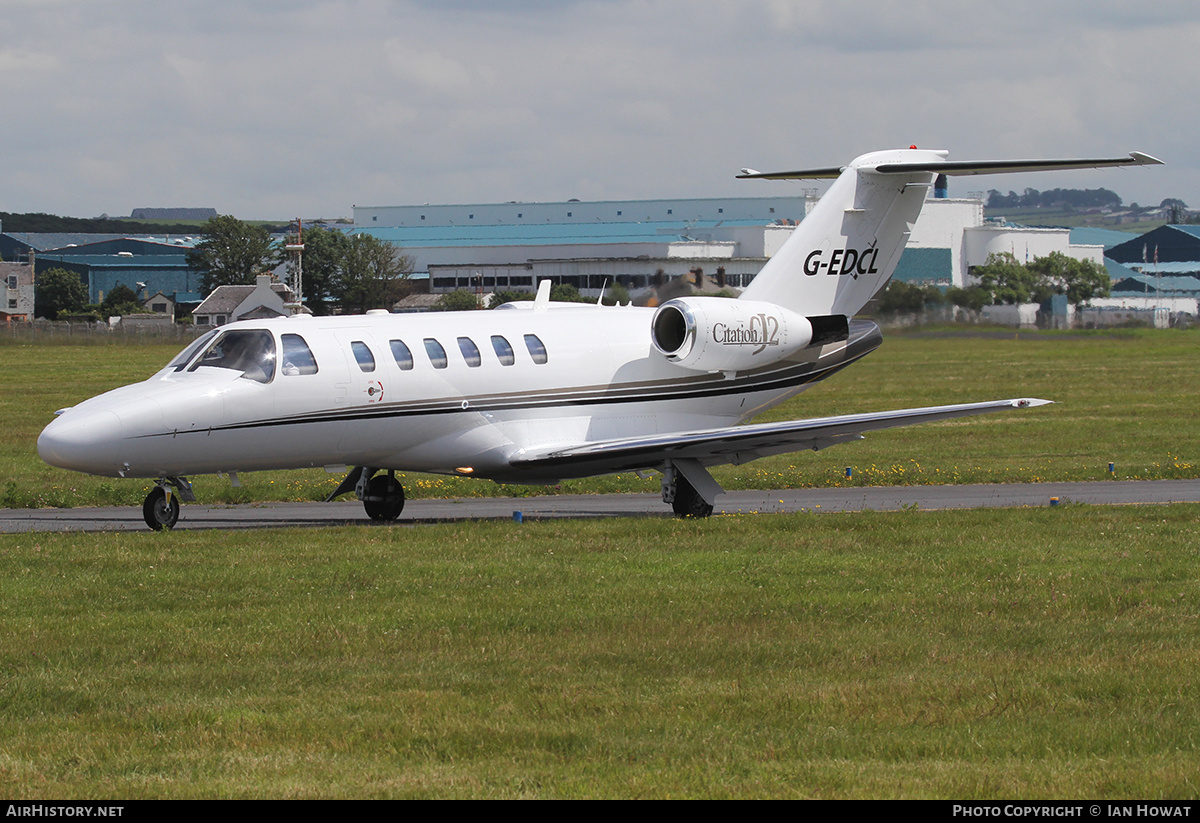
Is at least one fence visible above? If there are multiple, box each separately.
[1,320,204,345]
[875,304,1191,330]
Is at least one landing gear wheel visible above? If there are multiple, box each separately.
[671,475,714,518]
[143,486,180,531]
[363,474,405,521]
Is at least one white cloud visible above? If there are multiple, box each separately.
[0,0,1194,217]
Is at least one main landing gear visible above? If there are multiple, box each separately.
[142,477,195,531]
[327,467,406,522]
[661,459,722,518]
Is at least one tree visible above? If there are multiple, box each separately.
[1026,251,1110,305]
[284,226,350,316]
[187,215,280,294]
[946,284,991,314]
[35,268,89,320]
[435,289,483,311]
[99,284,147,317]
[281,228,415,314]
[549,283,590,303]
[488,290,535,309]
[972,251,1110,308]
[875,280,945,316]
[337,234,414,314]
[972,252,1050,305]
[601,281,631,306]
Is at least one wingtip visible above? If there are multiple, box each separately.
[1130,151,1165,166]
[1013,398,1054,408]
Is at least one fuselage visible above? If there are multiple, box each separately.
[37,303,881,483]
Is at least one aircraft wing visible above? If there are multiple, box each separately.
[505,398,1051,480]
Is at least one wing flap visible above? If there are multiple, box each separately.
[504,398,1051,480]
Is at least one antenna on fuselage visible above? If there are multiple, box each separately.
[533,279,552,312]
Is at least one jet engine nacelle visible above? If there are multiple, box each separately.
[650,297,848,373]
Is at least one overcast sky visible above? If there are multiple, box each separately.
[2,0,1194,220]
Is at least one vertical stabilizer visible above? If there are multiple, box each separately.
[737,148,1161,318]
[739,149,945,317]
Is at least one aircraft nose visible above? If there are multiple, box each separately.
[38,409,126,475]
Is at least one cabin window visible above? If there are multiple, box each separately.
[351,341,376,372]
[167,330,219,371]
[281,333,318,375]
[457,336,482,367]
[189,329,276,384]
[523,334,548,365]
[491,335,515,366]
[424,338,448,369]
[390,339,414,370]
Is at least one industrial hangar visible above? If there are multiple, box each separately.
[348,188,1108,299]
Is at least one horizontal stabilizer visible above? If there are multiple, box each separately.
[873,152,1163,177]
[736,166,845,180]
[736,152,1162,180]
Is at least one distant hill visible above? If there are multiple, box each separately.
[981,206,1168,234]
[986,187,1123,210]
[0,211,207,235]
[0,212,291,235]
[130,208,218,221]
[983,186,1192,232]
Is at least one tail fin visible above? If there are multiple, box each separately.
[738,149,1162,317]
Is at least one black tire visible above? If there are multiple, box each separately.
[363,474,405,521]
[143,486,180,531]
[671,475,714,518]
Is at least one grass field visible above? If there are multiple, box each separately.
[1,507,1197,798]
[2,328,1198,798]
[3,326,1199,508]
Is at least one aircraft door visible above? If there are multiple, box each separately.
[268,330,347,466]
[331,331,387,408]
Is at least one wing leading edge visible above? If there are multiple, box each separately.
[504,398,1051,482]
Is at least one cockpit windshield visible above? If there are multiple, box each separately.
[187,329,277,383]
[166,329,219,372]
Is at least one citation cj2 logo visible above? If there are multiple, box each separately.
[804,247,880,278]
[713,314,779,356]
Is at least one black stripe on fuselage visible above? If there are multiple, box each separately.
[138,323,882,440]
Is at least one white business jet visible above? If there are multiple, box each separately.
[38,148,1161,529]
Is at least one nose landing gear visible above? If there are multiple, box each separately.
[142,477,195,531]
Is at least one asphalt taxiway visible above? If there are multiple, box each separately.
[2,479,1199,533]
